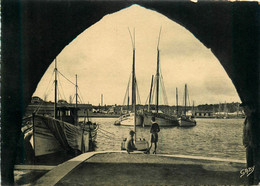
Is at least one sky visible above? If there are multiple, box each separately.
[33,5,241,106]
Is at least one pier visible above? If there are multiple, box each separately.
[15,151,247,185]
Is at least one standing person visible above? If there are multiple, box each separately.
[127,130,137,154]
[242,103,259,185]
[145,116,160,154]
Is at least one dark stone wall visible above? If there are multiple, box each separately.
[2,0,259,184]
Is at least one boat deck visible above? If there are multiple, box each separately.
[16,151,248,185]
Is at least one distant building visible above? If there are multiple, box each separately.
[194,111,213,117]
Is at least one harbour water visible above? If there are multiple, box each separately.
[81,117,246,161]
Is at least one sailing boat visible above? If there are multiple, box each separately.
[114,29,143,126]
[179,84,196,127]
[142,28,179,127]
[21,59,98,162]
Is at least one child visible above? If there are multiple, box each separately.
[127,130,137,154]
[145,116,160,154]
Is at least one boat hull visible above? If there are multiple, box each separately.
[142,112,179,127]
[22,115,97,157]
[179,118,196,127]
[115,113,143,126]
[121,140,149,151]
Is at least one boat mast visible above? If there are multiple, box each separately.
[127,95,129,112]
[184,84,187,117]
[156,27,162,113]
[75,74,78,125]
[101,94,103,107]
[132,46,136,113]
[128,28,136,141]
[148,75,154,112]
[54,58,57,119]
[176,87,178,116]
[192,100,195,116]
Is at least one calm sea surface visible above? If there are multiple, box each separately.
[80,118,246,160]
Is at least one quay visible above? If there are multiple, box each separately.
[15,151,247,185]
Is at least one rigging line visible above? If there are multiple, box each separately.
[160,75,168,105]
[34,73,55,113]
[122,86,129,109]
[159,63,168,105]
[99,128,115,136]
[78,94,85,105]
[43,70,55,99]
[34,83,54,114]
[159,76,165,105]
[98,133,121,141]
[57,86,63,101]
[57,73,67,101]
[77,94,83,104]
[71,94,76,103]
[98,130,118,140]
[77,87,85,103]
[135,79,141,104]
[57,70,76,86]
[145,93,149,105]
[122,85,129,106]
[98,127,116,136]
[98,134,113,140]
[187,89,191,107]
[123,73,132,105]
[159,77,165,105]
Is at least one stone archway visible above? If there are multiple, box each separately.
[2,1,259,184]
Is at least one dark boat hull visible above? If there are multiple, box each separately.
[142,112,179,127]
[179,118,196,127]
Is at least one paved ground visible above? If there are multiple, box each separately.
[51,152,248,185]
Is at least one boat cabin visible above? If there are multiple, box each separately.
[56,106,79,125]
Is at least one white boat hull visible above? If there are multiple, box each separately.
[23,115,92,157]
[121,140,149,151]
[115,113,143,126]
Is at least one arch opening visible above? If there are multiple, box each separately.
[31,5,244,160]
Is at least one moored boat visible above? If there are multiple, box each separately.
[116,112,143,126]
[20,59,98,163]
[142,111,179,127]
[179,116,196,127]
[114,28,143,126]
[179,84,196,127]
[142,28,179,127]
[119,28,149,151]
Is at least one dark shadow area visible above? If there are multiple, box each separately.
[56,162,247,185]
[14,170,48,185]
